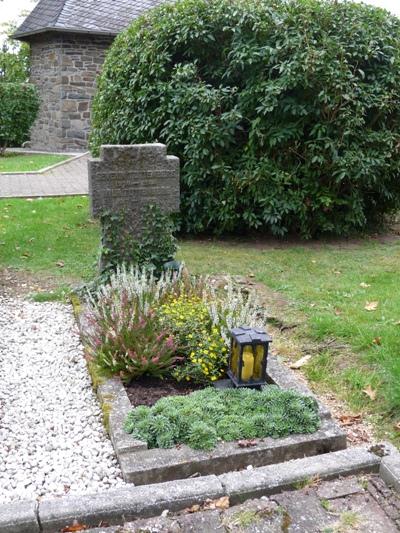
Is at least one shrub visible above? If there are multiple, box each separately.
[91,0,400,238]
[0,83,39,153]
[84,265,266,383]
[85,306,177,381]
[124,386,320,450]
[83,267,183,380]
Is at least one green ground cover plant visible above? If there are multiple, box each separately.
[1,198,399,439]
[124,386,320,450]
[0,153,70,173]
[91,0,400,238]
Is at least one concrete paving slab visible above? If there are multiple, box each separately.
[220,446,381,503]
[0,153,88,198]
[0,500,39,533]
[39,475,224,532]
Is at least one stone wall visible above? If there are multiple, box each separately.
[29,32,113,152]
[88,144,180,237]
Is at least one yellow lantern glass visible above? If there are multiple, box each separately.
[228,327,271,388]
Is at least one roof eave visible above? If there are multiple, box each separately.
[12,26,119,41]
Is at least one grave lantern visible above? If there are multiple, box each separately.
[228,327,272,388]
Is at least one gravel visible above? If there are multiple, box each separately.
[0,295,125,504]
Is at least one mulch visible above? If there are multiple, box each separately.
[124,376,204,407]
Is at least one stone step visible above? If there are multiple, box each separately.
[119,418,346,486]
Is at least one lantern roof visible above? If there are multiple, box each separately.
[231,326,271,344]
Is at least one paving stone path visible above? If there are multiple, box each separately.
[87,474,400,532]
[0,153,89,198]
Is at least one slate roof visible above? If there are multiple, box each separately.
[14,0,165,40]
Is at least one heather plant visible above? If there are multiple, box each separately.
[84,301,178,381]
[124,386,320,450]
[205,278,264,343]
[84,265,266,382]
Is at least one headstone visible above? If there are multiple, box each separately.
[88,144,180,237]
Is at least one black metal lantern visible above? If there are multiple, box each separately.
[228,326,272,388]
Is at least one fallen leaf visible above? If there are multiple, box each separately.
[362,385,377,401]
[334,308,342,316]
[61,524,88,533]
[311,260,317,264]
[333,270,341,275]
[290,355,312,369]
[204,496,230,510]
[360,282,371,288]
[338,413,362,426]
[56,260,65,268]
[364,301,378,311]
[237,439,258,448]
[394,422,400,432]
[372,337,382,346]
[186,504,200,513]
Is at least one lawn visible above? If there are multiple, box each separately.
[0,152,70,173]
[1,196,399,440]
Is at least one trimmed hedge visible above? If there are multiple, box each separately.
[0,83,39,153]
[91,0,400,237]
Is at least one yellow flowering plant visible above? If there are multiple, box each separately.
[173,328,229,383]
[157,295,229,383]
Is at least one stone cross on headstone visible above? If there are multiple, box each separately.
[88,144,180,237]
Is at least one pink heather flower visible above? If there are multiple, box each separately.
[165,336,175,350]
[152,356,160,364]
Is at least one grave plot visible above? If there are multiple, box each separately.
[79,265,346,486]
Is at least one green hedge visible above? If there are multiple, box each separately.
[91,0,400,237]
[0,83,39,153]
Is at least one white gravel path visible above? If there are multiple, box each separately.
[0,295,124,504]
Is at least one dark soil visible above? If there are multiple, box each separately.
[124,376,204,407]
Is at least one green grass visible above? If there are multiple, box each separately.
[181,238,400,426]
[0,152,70,173]
[0,197,99,280]
[1,196,400,438]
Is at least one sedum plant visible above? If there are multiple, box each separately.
[124,386,320,450]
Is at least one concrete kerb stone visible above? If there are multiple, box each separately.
[119,418,346,485]
[0,500,39,533]
[38,475,225,533]
[380,445,400,493]
[0,446,389,533]
[219,446,382,504]
[97,378,147,458]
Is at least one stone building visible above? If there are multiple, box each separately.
[14,0,164,152]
